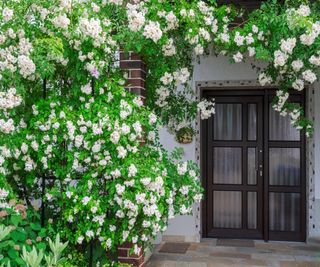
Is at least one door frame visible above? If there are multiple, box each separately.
[200,88,306,242]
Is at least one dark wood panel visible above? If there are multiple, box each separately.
[201,89,306,242]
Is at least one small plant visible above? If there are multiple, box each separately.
[20,234,68,267]
[21,246,44,267]
[44,234,68,267]
[176,127,195,144]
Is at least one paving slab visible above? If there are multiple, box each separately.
[148,240,320,267]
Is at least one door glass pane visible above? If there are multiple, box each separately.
[248,147,257,185]
[269,148,300,186]
[269,193,300,231]
[269,103,300,141]
[248,192,257,229]
[213,147,242,184]
[214,191,242,228]
[248,104,257,141]
[214,104,242,140]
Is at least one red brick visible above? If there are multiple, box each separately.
[130,70,146,79]
[130,53,142,60]
[128,78,145,87]
[117,248,129,257]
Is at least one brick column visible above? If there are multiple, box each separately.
[119,51,147,99]
[117,242,145,267]
[118,51,146,267]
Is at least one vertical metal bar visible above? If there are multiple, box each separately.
[263,90,269,242]
[41,78,47,227]
[41,176,45,227]
[89,240,93,267]
[43,78,47,99]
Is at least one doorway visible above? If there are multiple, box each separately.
[201,89,306,241]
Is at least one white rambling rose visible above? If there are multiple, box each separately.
[143,21,162,43]
[280,38,296,54]
[233,52,243,63]
[300,33,316,46]
[297,5,311,17]
[292,79,304,91]
[2,7,13,22]
[309,55,320,66]
[273,50,288,68]
[291,60,304,72]
[177,162,187,175]
[52,14,70,30]
[302,70,317,84]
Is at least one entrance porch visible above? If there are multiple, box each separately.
[147,239,320,267]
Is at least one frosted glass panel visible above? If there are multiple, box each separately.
[248,148,257,185]
[214,104,242,140]
[213,147,242,184]
[269,103,300,141]
[248,104,257,141]
[214,191,242,228]
[269,148,300,186]
[269,193,300,231]
[248,192,257,229]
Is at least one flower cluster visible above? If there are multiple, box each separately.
[2,81,202,253]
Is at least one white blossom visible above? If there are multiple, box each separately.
[2,7,13,22]
[143,21,162,43]
[292,79,304,91]
[302,70,317,84]
[297,5,311,17]
[309,55,320,66]
[233,52,243,63]
[291,60,304,72]
[52,14,70,30]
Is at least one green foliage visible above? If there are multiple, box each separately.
[0,204,47,267]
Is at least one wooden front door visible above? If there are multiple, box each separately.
[202,90,306,241]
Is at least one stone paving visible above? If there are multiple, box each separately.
[147,239,320,267]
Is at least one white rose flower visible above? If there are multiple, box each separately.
[248,47,256,57]
[302,70,317,84]
[162,38,176,56]
[77,236,84,244]
[52,14,70,30]
[127,9,145,32]
[273,50,288,68]
[309,55,320,66]
[86,230,94,238]
[116,184,125,195]
[300,33,316,46]
[143,21,162,43]
[291,60,304,72]
[258,73,273,86]
[292,79,304,91]
[177,162,188,175]
[2,7,13,22]
[280,38,296,54]
[233,52,243,63]
[110,131,121,144]
[297,5,311,17]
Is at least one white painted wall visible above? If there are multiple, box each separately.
[159,53,320,241]
[314,84,320,199]
[159,54,264,242]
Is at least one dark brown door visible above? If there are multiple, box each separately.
[201,90,306,241]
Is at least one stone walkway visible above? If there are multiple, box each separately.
[147,239,320,267]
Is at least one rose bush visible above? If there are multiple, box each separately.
[0,0,319,264]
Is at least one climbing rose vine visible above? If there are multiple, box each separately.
[0,0,319,261]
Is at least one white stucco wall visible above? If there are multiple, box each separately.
[158,54,320,241]
[315,85,320,199]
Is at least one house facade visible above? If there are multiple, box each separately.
[158,54,320,243]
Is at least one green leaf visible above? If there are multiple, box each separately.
[30,223,41,231]
[10,231,26,242]
[10,214,22,227]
